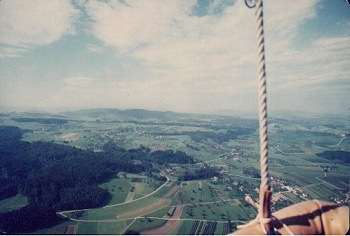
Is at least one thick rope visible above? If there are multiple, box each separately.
[253,0,273,234]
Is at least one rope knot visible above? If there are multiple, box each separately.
[259,188,273,234]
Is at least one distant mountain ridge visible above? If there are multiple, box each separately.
[64,108,177,120]
[62,108,227,122]
[7,108,258,127]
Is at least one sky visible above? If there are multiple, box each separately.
[0,0,349,115]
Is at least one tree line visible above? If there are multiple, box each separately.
[0,126,194,233]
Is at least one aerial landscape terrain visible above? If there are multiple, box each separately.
[0,109,349,234]
[1,0,349,234]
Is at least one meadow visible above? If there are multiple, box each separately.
[0,110,349,234]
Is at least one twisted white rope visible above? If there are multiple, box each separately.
[253,0,273,234]
[255,0,269,191]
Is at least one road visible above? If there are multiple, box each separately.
[57,173,170,216]
[64,215,246,224]
[315,177,345,190]
[122,218,137,234]
[59,171,347,231]
[58,195,245,225]
[59,197,240,222]
[336,136,346,147]
[142,206,184,235]
[272,144,304,156]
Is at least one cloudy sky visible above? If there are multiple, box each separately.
[0,0,349,115]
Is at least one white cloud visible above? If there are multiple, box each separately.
[0,46,27,58]
[86,43,105,54]
[83,0,347,113]
[0,0,78,57]
[85,0,196,52]
[63,76,99,88]
[2,0,349,114]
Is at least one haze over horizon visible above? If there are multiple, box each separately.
[1,0,350,115]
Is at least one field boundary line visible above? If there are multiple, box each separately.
[315,177,345,190]
[61,215,247,224]
[58,173,169,215]
[122,218,137,234]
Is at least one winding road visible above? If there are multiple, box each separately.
[57,173,170,217]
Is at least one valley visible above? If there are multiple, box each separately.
[0,109,349,234]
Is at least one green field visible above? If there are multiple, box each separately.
[99,178,132,204]
[127,207,169,233]
[1,110,350,234]
[65,181,174,221]
[77,221,129,234]
[0,194,28,213]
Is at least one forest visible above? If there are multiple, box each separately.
[181,167,221,181]
[317,150,350,164]
[11,117,69,125]
[0,126,194,233]
[242,167,261,178]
